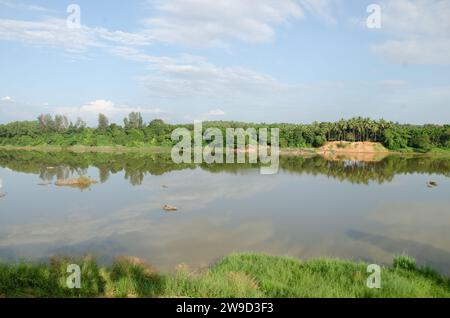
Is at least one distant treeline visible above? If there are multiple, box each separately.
[0,113,449,152]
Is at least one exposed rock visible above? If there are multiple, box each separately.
[163,204,178,212]
[426,181,438,188]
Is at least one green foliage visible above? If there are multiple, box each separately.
[1,254,449,298]
[97,113,109,132]
[393,254,417,271]
[0,115,449,152]
[313,135,326,147]
[383,127,409,150]
[0,256,105,297]
[409,133,432,152]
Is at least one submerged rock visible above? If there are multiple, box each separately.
[163,204,178,212]
[0,192,5,198]
[426,181,438,188]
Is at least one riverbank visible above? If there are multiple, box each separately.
[1,143,449,161]
[1,254,449,298]
[0,145,172,154]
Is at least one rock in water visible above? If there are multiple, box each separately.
[426,181,438,188]
[163,204,178,212]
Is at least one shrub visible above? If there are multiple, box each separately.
[393,254,417,271]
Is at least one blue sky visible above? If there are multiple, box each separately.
[0,0,449,125]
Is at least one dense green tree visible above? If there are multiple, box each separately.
[410,133,432,152]
[97,113,109,132]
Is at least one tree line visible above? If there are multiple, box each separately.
[0,113,449,152]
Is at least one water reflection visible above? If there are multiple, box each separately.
[0,150,449,185]
[0,150,449,274]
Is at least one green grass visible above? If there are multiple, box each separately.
[1,254,449,298]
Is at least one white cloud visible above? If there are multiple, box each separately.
[136,52,284,99]
[144,0,303,47]
[379,80,408,88]
[108,47,283,100]
[373,38,450,65]
[371,0,450,64]
[0,18,152,58]
[0,1,335,54]
[144,0,334,47]
[0,18,99,53]
[56,100,163,121]
[299,0,336,24]
[1,96,13,102]
[0,0,53,13]
[0,11,294,118]
[207,109,225,116]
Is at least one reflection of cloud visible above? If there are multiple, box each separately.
[347,229,450,275]
[139,168,279,211]
[141,217,275,270]
[367,201,450,252]
[0,168,280,269]
[0,214,154,247]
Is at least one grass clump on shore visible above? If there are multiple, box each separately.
[0,256,105,297]
[1,254,449,298]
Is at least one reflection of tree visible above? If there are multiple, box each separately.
[124,170,144,186]
[98,166,110,183]
[0,150,449,186]
[280,155,450,184]
[37,165,89,182]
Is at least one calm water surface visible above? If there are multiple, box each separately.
[0,151,449,274]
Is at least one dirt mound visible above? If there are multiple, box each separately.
[319,142,389,154]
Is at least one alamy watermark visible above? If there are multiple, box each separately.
[66,4,81,29]
[367,264,382,289]
[171,121,280,175]
[367,4,382,29]
[66,264,81,289]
